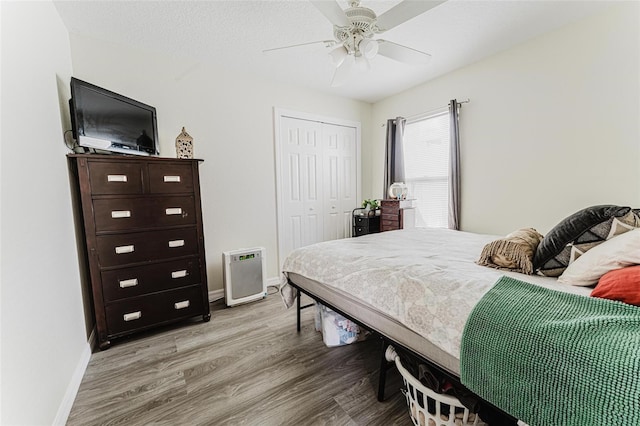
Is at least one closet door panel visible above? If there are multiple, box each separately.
[279,117,324,259]
[322,123,357,241]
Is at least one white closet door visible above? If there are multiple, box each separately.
[322,123,357,241]
[276,110,361,266]
[279,117,324,260]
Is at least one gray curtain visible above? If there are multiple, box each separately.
[448,100,461,230]
[383,117,406,198]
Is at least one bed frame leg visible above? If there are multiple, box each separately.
[296,288,301,332]
[377,338,390,401]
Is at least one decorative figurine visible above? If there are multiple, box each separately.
[175,127,194,159]
[389,182,408,200]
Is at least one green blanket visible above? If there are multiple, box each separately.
[460,276,640,426]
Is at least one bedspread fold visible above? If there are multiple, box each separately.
[280,276,296,308]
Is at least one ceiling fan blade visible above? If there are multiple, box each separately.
[263,40,336,53]
[331,54,355,87]
[377,40,431,64]
[310,0,350,27]
[375,0,447,32]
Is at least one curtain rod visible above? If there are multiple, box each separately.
[381,98,470,127]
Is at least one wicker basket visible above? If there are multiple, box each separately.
[385,346,487,426]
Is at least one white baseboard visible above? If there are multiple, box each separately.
[208,288,224,302]
[53,328,95,425]
[267,276,281,288]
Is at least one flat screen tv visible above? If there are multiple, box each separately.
[69,77,159,156]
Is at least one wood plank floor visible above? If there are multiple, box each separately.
[67,293,411,425]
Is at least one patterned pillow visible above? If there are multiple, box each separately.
[534,205,640,277]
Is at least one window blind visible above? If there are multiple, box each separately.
[403,111,450,228]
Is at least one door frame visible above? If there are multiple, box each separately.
[274,107,362,269]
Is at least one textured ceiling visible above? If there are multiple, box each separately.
[53,0,614,103]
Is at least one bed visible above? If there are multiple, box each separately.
[280,227,640,425]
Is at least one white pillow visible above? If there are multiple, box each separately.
[558,228,640,286]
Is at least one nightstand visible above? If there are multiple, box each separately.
[352,208,381,237]
[380,199,416,231]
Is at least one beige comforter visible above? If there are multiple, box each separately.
[281,228,591,360]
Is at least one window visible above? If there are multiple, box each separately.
[403,111,450,228]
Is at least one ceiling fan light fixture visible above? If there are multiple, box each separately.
[331,54,355,87]
[359,38,378,59]
[354,54,371,72]
[329,46,348,67]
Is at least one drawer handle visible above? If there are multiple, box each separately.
[174,300,190,310]
[168,239,185,248]
[164,175,181,183]
[123,311,142,321]
[115,245,135,254]
[107,174,128,182]
[171,270,188,279]
[111,210,131,219]
[119,278,138,288]
[165,207,182,215]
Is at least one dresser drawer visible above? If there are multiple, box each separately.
[381,201,400,214]
[106,285,204,335]
[381,213,399,222]
[88,161,143,195]
[354,216,369,226]
[354,226,368,236]
[355,215,379,226]
[101,257,201,302]
[97,228,199,267]
[355,223,370,232]
[93,196,197,232]
[148,163,194,194]
[381,218,400,231]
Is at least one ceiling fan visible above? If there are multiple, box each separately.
[264,0,447,86]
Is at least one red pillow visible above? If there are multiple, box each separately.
[591,265,640,306]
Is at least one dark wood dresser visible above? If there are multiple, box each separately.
[380,199,403,232]
[69,154,210,349]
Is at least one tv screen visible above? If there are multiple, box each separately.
[70,78,159,156]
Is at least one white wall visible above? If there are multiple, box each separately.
[2,3,635,423]
[67,35,373,292]
[1,1,89,424]
[371,3,640,235]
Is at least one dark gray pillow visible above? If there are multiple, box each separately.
[534,205,639,277]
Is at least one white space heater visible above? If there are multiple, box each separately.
[223,247,267,307]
